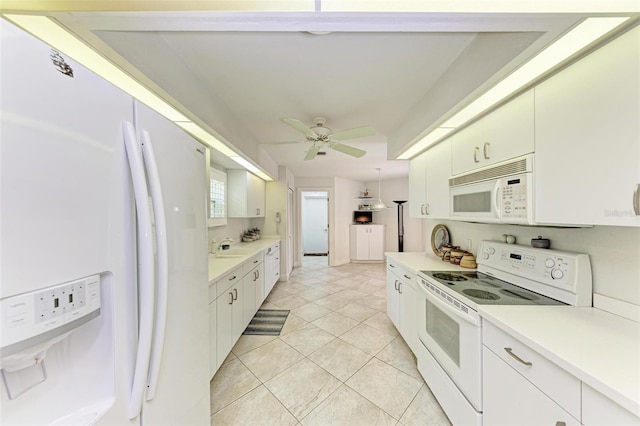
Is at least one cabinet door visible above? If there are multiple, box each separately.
[483,347,580,426]
[248,173,266,217]
[227,170,265,218]
[216,289,235,371]
[535,27,640,227]
[451,89,534,175]
[253,265,265,309]
[409,152,428,218]
[350,226,369,260]
[234,281,250,336]
[368,226,385,260]
[424,140,452,218]
[386,270,401,329]
[398,279,418,353]
[209,300,217,379]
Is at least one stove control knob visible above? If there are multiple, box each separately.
[545,258,555,268]
[488,247,496,255]
[551,268,564,280]
[483,252,490,260]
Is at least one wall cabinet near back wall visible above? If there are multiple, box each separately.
[227,169,265,218]
[408,139,451,219]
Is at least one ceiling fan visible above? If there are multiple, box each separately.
[269,117,376,161]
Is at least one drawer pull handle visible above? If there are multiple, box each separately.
[394,280,399,291]
[233,289,238,301]
[633,183,640,215]
[403,274,411,280]
[229,275,237,281]
[389,264,395,268]
[398,282,402,294]
[228,292,233,305]
[504,347,532,366]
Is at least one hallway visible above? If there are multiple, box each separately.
[209,257,451,425]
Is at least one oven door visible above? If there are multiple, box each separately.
[417,280,482,411]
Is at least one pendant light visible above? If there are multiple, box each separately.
[371,168,388,210]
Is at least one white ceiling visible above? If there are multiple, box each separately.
[48,7,638,181]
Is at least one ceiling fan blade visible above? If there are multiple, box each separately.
[330,142,366,158]
[304,146,320,161]
[261,140,302,145]
[330,126,376,141]
[282,118,317,138]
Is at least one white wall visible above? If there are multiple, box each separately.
[364,177,425,253]
[423,219,640,309]
[334,176,363,266]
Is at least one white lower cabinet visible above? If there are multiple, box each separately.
[482,346,580,426]
[215,269,242,372]
[208,286,217,379]
[482,321,640,426]
[264,242,280,296]
[582,383,640,426]
[350,224,385,262]
[386,260,418,353]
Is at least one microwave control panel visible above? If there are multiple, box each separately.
[500,176,528,220]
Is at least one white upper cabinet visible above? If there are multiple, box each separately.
[227,170,265,218]
[451,89,535,176]
[409,139,451,218]
[534,26,640,227]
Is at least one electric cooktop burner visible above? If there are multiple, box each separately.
[418,270,566,307]
[432,272,468,282]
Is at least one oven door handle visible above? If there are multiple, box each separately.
[423,286,480,326]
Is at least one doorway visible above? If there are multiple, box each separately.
[300,191,329,262]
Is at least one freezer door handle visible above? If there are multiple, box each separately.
[140,130,169,402]
[123,121,156,420]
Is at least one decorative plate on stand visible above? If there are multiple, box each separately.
[430,224,450,256]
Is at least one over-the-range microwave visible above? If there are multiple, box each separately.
[449,154,534,224]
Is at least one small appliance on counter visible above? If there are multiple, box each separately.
[242,228,261,242]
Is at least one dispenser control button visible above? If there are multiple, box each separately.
[545,258,555,268]
[551,269,564,280]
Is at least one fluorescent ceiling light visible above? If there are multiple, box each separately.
[398,128,455,160]
[174,122,237,157]
[3,14,189,123]
[230,156,261,174]
[441,17,629,128]
[398,16,629,159]
[4,14,274,180]
[255,171,274,182]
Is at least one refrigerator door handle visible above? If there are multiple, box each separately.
[123,122,156,420]
[140,130,169,402]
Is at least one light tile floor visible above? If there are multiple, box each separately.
[210,256,452,426]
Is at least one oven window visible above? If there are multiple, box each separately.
[453,191,491,213]
[426,299,460,366]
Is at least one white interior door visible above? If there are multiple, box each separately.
[287,187,294,275]
[302,193,328,255]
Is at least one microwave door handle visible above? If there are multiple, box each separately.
[494,180,501,218]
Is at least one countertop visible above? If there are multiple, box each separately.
[385,251,475,274]
[208,237,280,283]
[478,305,640,417]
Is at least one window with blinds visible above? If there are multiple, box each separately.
[209,168,227,227]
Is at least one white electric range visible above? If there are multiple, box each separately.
[415,240,592,426]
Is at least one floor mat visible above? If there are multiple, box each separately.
[243,309,290,336]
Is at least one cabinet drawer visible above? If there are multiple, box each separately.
[216,267,242,297]
[266,242,280,253]
[483,321,581,419]
[386,260,416,289]
[582,384,640,426]
[243,253,263,275]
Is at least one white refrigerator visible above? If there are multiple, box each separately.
[0,19,210,425]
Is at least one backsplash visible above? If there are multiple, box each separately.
[208,218,264,252]
[423,219,640,310]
